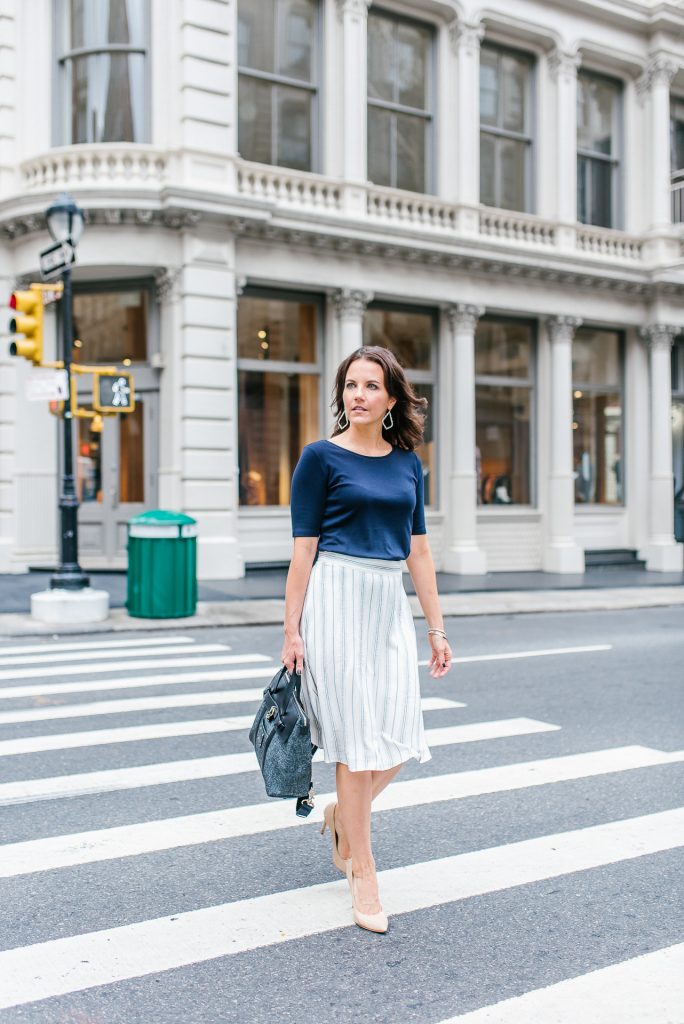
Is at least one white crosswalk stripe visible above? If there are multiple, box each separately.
[0,809,681,1009]
[0,632,678,1019]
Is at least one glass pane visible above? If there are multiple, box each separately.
[68,0,147,50]
[76,418,102,503]
[238,75,273,164]
[590,158,612,227]
[237,296,316,362]
[671,100,684,172]
[475,320,531,379]
[278,0,315,81]
[501,52,527,133]
[573,329,621,387]
[277,85,312,171]
[578,74,617,156]
[480,132,496,206]
[673,401,684,518]
[238,371,319,506]
[500,137,527,212]
[573,391,623,504]
[396,20,430,109]
[119,401,144,503]
[479,48,499,127]
[238,0,275,72]
[73,291,148,364]
[476,385,531,504]
[396,113,426,193]
[68,52,146,143]
[577,154,589,224]
[368,105,392,186]
[363,308,433,371]
[368,13,394,103]
[412,382,435,507]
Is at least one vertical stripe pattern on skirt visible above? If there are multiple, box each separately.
[300,551,431,772]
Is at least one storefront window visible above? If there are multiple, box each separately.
[673,338,684,541]
[363,305,436,506]
[475,320,533,504]
[238,293,320,506]
[573,328,623,505]
[72,289,148,364]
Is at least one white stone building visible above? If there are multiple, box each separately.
[1,0,684,579]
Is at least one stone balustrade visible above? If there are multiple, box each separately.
[479,207,556,246]
[366,186,457,230]
[576,224,644,262]
[236,162,343,212]
[21,145,169,192]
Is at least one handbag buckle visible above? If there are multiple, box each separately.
[266,706,277,721]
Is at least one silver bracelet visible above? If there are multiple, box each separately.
[427,628,447,638]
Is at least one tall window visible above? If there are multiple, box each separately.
[238,292,321,506]
[55,0,149,145]
[367,10,433,193]
[237,0,318,171]
[475,320,534,505]
[363,306,436,505]
[577,72,621,228]
[673,339,684,540]
[573,329,623,505]
[670,98,684,223]
[479,45,533,212]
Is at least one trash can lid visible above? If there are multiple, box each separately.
[127,509,197,527]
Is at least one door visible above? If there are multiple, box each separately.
[77,391,158,566]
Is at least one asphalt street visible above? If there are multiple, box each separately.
[0,606,681,1023]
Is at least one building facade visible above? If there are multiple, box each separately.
[1,0,684,579]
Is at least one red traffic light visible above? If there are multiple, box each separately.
[9,294,16,310]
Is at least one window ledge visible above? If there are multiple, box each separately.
[574,505,626,514]
[477,506,541,519]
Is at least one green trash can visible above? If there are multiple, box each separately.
[127,510,198,618]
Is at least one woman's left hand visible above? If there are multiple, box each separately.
[428,634,453,677]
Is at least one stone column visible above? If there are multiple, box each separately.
[442,304,487,575]
[452,21,484,234]
[637,55,679,238]
[549,49,581,250]
[336,0,371,213]
[544,316,585,573]
[332,289,372,362]
[638,325,684,571]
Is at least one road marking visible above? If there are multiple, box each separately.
[0,697,463,753]
[0,667,278,700]
[0,653,274,681]
[0,694,466,726]
[437,943,684,1023]
[0,718,558,805]
[418,644,613,667]
[0,809,681,1009]
[0,745,679,879]
[0,643,231,668]
[0,636,197,656]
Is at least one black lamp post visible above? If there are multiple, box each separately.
[46,192,90,591]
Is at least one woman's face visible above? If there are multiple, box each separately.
[343,358,396,427]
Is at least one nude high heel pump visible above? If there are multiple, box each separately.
[346,861,388,934]
[320,802,349,875]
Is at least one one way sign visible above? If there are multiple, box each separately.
[39,239,76,280]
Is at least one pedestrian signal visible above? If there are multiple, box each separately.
[8,284,44,365]
[93,371,134,413]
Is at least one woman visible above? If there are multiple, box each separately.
[281,346,452,934]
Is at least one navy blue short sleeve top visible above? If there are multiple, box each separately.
[290,439,427,561]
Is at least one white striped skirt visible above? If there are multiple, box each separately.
[300,550,431,772]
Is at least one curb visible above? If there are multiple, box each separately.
[0,586,682,636]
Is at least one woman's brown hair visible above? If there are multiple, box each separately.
[330,346,427,451]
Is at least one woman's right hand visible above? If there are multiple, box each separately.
[281,631,304,676]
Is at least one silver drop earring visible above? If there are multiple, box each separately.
[337,409,349,430]
[382,408,394,430]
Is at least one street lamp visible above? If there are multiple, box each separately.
[46,192,89,591]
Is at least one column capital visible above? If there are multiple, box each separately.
[547,316,582,344]
[639,323,679,350]
[332,288,373,320]
[335,0,371,21]
[548,49,582,82]
[637,53,679,99]
[155,266,182,305]
[449,20,485,57]
[446,303,485,333]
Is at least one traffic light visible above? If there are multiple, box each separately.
[8,285,44,365]
[93,371,134,413]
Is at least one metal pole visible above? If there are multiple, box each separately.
[50,266,89,590]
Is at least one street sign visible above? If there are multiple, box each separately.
[39,239,76,280]
[25,368,69,401]
[93,372,134,412]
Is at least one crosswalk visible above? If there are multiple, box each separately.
[0,630,680,1019]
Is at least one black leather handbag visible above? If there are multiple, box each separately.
[249,666,316,817]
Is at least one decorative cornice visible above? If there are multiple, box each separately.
[446,303,485,334]
[548,49,582,82]
[637,53,679,99]
[0,207,201,240]
[639,323,678,350]
[547,316,583,344]
[332,288,373,319]
[449,21,485,57]
[335,0,371,22]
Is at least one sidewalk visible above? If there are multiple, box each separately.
[0,564,682,636]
